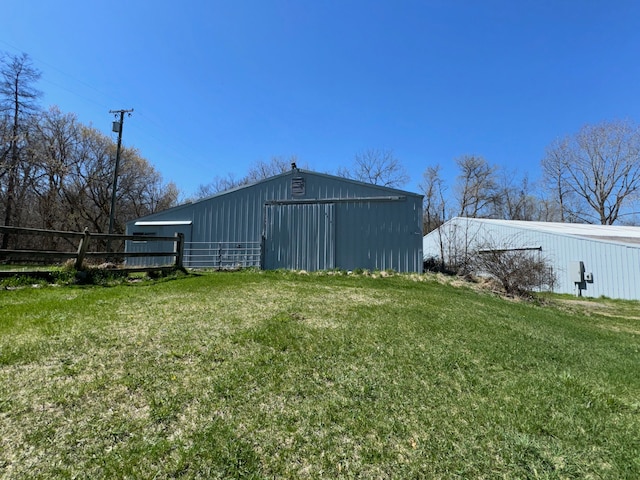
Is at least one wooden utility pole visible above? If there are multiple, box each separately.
[107,109,133,237]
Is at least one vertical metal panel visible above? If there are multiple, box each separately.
[264,203,335,270]
[334,197,423,272]
[334,199,416,272]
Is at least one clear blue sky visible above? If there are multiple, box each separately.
[4,0,639,198]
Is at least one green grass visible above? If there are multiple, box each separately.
[0,271,638,479]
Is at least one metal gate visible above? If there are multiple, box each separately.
[264,203,335,271]
[183,241,261,268]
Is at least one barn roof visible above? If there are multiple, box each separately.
[197,168,423,201]
[132,168,422,223]
[452,218,640,246]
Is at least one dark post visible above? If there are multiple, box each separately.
[174,232,184,269]
[75,227,90,270]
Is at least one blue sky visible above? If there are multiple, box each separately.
[3,0,639,198]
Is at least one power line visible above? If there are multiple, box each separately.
[0,38,120,107]
[0,39,217,193]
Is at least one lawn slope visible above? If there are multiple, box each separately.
[0,271,638,479]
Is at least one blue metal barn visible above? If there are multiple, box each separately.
[126,168,424,272]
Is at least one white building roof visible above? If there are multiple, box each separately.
[462,218,640,246]
[134,220,193,226]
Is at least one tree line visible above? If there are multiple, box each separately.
[421,118,640,232]
[0,52,178,251]
[198,121,640,234]
[3,49,638,257]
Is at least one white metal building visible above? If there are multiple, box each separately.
[423,217,640,300]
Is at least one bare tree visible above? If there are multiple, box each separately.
[27,107,80,248]
[195,155,302,199]
[0,52,179,251]
[0,52,41,248]
[489,171,543,221]
[419,164,447,233]
[455,155,499,218]
[118,147,178,222]
[529,194,564,223]
[0,114,11,179]
[245,155,299,183]
[15,121,179,240]
[541,120,640,225]
[541,137,582,223]
[195,173,245,198]
[338,148,409,188]
[431,218,482,275]
[64,127,177,235]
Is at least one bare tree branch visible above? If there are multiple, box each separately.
[339,148,409,188]
[455,155,499,218]
[541,120,640,225]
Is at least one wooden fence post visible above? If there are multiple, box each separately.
[75,227,90,270]
[174,232,184,269]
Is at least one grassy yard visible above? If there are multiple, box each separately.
[0,270,638,479]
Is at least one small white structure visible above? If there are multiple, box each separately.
[423,217,640,300]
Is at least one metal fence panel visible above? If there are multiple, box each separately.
[184,242,261,269]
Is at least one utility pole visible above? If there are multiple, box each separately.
[107,108,134,237]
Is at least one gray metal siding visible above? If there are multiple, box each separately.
[126,223,192,267]
[264,203,335,270]
[127,170,423,272]
[335,198,423,272]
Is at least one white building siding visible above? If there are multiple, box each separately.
[424,218,640,300]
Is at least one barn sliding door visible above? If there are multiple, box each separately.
[264,203,335,271]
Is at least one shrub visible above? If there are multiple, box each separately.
[471,247,556,297]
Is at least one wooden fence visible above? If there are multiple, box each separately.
[0,225,184,271]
